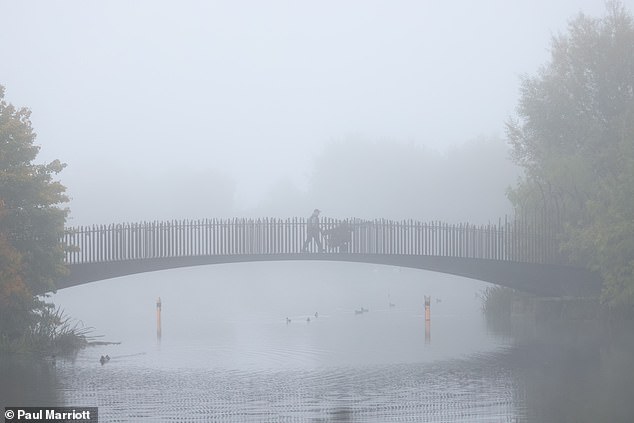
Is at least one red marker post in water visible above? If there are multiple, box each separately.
[424,295,431,344]
[156,297,162,340]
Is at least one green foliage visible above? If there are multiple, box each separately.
[507,2,634,305]
[0,232,33,340]
[0,85,69,296]
[0,84,71,351]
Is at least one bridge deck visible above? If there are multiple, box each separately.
[58,218,600,297]
[63,217,559,265]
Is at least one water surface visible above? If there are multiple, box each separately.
[4,261,633,421]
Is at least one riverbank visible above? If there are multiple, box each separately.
[481,286,634,344]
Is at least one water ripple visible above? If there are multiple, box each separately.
[57,352,521,422]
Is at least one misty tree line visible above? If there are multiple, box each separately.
[245,137,519,224]
[71,135,519,225]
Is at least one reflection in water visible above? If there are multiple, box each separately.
[501,318,634,423]
[5,263,633,421]
[0,357,59,406]
[482,292,634,423]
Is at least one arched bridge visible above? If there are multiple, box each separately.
[59,217,602,297]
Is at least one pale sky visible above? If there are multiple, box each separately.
[2,1,631,225]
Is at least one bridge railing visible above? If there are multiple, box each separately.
[63,217,559,265]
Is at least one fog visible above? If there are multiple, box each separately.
[7,4,634,420]
[3,0,633,225]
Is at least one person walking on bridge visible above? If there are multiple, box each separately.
[301,209,324,252]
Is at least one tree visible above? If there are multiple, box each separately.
[506,2,634,305]
[0,229,31,341]
[0,84,69,344]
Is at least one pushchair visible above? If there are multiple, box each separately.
[324,221,352,252]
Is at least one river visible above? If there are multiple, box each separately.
[2,261,633,422]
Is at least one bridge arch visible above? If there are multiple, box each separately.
[59,253,600,298]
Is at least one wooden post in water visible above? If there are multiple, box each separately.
[424,295,431,321]
[424,295,431,344]
[156,297,162,340]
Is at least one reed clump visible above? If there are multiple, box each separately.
[479,286,515,318]
[0,305,94,355]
